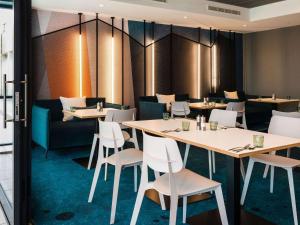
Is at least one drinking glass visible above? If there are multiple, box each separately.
[182,121,190,131]
[210,121,218,131]
[163,112,170,120]
[253,135,264,147]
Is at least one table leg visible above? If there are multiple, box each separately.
[226,156,241,225]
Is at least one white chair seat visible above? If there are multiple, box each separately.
[252,153,300,168]
[153,168,220,196]
[122,131,131,141]
[107,148,143,166]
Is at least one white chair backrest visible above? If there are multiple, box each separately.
[226,102,245,117]
[105,108,136,129]
[143,132,183,173]
[272,110,300,119]
[171,101,190,117]
[98,121,125,149]
[268,115,300,139]
[209,109,237,127]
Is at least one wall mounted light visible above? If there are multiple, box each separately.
[197,27,201,99]
[111,17,115,103]
[78,13,83,97]
[151,22,155,96]
[212,44,217,93]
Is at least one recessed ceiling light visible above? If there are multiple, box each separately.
[183,16,188,19]
[99,3,104,8]
[242,24,247,27]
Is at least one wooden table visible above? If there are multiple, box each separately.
[64,108,116,119]
[189,102,227,110]
[123,118,300,225]
[248,98,300,112]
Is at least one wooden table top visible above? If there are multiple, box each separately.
[64,108,116,119]
[123,119,300,159]
[248,98,300,104]
[189,102,227,110]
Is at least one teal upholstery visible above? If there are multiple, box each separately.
[32,105,50,150]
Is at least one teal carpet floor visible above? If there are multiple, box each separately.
[32,142,300,225]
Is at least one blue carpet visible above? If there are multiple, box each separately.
[32,141,300,225]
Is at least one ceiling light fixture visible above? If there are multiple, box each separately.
[99,3,104,8]
[183,16,188,19]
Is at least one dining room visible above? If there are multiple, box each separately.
[21,0,300,225]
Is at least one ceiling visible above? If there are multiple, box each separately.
[32,0,300,33]
[208,0,284,8]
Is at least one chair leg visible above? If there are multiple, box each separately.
[134,165,138,192]
[208,151,212,180]
[132,128,140,149]
[110,165,122,224]
[88,134,98,170]
[287,148,291,158]
[88,158,103,203]
[212,151,216,174]
[270,166,274,193]
[182,196,187,224]
[154,171,166,210]
[240,159,245,181]
[263,165,269,178]
[287,168,298,225]
[130,183,146,225]
[241,158,255,205]
[183,144,190,167]
[215,186,229,225]
[104,147,109,181]
[44,149,49,159]
[169,194,178,225]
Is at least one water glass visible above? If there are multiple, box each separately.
[253,135,264,148]
[210,121,218,131]
[163,112,170,120]
[182,121,190,131]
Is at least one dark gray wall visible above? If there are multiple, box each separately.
[244,25,300,98]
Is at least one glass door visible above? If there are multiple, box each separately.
[0,3,14,224]
[1,0,31,224]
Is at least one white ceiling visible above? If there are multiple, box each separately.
[32,0,300,33]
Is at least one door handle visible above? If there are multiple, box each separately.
[3,74,14,128]
[20,74,28,127]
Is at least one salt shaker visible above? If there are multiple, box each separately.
[97,102,100,112]
[272,93,276,100]
[100,102,103,111]
[196,115,201,130]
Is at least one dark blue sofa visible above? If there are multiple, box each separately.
[139,94,190,120]
[32,98,124,157]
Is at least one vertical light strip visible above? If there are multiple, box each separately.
[111,17,115,103]
[78,13,83,97]
[111,36,115,103]
[151,42,155,96]
[79,34,82,97]
[212,44,217,93]
[197,44,201,99]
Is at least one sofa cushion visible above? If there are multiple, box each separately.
[224,91,239,100]
[60,96,87,121]
[156,94,175,111]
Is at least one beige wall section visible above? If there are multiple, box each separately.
[244,25,300,98]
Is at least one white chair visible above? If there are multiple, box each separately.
[88,121,143,224]
[171,101,190,118]
[130,132,228,225]
[226,101,247,129]
[241,116,300,225]
[263,110,300,178]
[88,108,139,172]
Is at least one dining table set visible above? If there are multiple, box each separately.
[64,101,300,225]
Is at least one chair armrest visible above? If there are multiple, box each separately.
[139,101,166,120]
[32,105,50,150]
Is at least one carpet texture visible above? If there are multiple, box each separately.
[32,141,300,225]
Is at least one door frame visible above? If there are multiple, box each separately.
[13,0,32,224]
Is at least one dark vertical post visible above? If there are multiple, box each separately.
[122,18,124,105]
[111,17,114,37]
[143,20,146,96]
[227,156,241,225]
[210,27,212,93]
[96,13,99,97]
[170,24,173,93]
[78,13,82,34]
